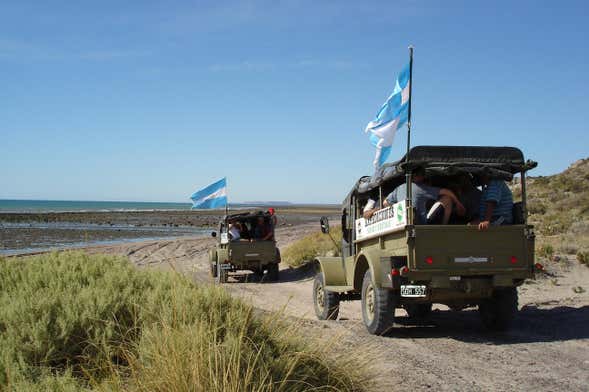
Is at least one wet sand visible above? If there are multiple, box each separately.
[0,206,340,255]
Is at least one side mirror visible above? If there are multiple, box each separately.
[211,231,217,238]
[320,216,330,234]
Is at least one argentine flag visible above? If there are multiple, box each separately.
[190,178,227,209]
[365,63,411,168]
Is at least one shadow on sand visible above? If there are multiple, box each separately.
[228,263,316,284]
[386,305,589,344]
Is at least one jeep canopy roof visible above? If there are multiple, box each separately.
[346,146,537,201]
[225,211,272,222]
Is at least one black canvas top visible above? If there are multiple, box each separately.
[226,211,271,221]
[344,146,536,202]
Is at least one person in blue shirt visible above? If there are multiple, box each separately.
[477,175,514,230]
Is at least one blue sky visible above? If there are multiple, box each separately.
[1,0,587,203]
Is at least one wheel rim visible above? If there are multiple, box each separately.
[364,283,375,323]
[316,282,325,312]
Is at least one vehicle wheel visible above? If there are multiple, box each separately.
[208,250,218,278]
[313,272,340,320]
[479,287,518,331]
[404,303,433,319]
[217,262,228,284]
[361,270,397,335]
[266,263,279,282]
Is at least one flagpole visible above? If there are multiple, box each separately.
[406,45,414,160]
[405,46,414,225]
[225,177,228,218]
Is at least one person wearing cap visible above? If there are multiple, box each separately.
[268,208,277,234]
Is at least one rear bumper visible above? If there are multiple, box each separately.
[383,267,532,303]
[406,268,532,287]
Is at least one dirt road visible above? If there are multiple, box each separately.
[87,225,589,391]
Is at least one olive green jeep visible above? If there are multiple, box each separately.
[313,146,541,334]
[209,211,280,283]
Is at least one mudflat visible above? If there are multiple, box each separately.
[0,206,339,255]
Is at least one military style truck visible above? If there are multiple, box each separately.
[209,211,280,283]
[313,146,540,335]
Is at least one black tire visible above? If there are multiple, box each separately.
[404,303,433,319]
[361,270,397,335]
[479,287,518,331]
[217,262,228,284]
[208,250,218,278]
[313,272,340,320]
[266,263,279,282]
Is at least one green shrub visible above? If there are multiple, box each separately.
[577,251,589,266]
[537,244,554,259]
[281,228,343,268]
[0,252,366,391]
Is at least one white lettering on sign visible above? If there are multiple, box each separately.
[355,201,407,242]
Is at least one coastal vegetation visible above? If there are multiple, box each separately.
[524,158,589,264]
[0,252,366,391]
[282,228,342,268]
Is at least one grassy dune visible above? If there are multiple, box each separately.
[0,252,366,391]
[281,229,342,268]
[522,158,589,263]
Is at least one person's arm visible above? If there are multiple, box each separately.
[478,201,496,230]
[363,199,377,219]
[382,191,396,207]
[439,188,466,216]
[478,181,501,230]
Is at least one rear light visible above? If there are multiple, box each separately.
[510,256,518,264]
[400,266,410,275]
[425,256,433,265]
[535,262,544,271]
[391,268,400,276]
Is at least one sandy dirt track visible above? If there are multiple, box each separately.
[85,225,589,392]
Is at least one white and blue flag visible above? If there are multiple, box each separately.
[365,63,411,168]
[190,178,227,209]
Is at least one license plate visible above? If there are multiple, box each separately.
[401,285,427,297]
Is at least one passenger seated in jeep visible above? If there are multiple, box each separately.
[473,174,513,230]
[362,197,380,219]
[228,222,241,241]
[447,174,482,224]
[253,216,274,241]
[383,168,466,224]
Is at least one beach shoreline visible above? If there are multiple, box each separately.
[0,206,339,255]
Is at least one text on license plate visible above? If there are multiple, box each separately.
[400,285,427,297]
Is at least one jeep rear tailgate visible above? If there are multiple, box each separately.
[228,241,277,265]
[409,225,534,278]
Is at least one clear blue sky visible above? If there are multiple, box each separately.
[1,1,587,203]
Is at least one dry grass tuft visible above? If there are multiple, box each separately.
[0,252,367,391]
[281,228,342,268]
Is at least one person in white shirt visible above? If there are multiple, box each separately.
[363,198,380,219]
[228,223,241,241]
